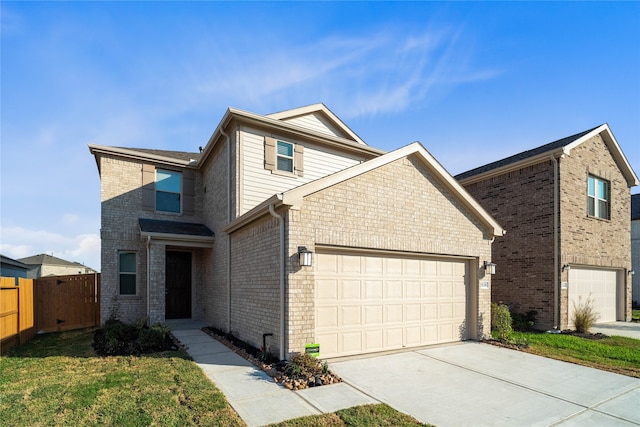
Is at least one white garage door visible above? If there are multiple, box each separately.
[568,268,618,326]
[315,251,468,358]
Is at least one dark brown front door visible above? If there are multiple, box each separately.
[165,251,192,319]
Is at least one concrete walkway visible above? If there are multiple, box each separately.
[591,321,640,339]
[330,342,640,427]
[168,321,377,427]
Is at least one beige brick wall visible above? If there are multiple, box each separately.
[98,154,206,324]
[229,214,282,356]
[287,155,494,355]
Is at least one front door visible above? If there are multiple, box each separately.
[165,251,192,319]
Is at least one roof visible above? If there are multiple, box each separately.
[632,194,640,221]
[17,253,89,268]
[0,254,30,270]
[456,124,639,187]
[115,147,201,163]
[89,104,384,173]
[224,142,505,238]
[138,218,215,247]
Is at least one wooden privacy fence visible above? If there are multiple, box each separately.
[35,273,100,334]
[0,277,35,353]
[0,273,100,353]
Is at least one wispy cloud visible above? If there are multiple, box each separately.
[192,26,500,119]
[0,226,100,270]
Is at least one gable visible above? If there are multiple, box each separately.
[457,124,638,188]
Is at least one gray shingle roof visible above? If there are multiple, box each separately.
[117,147,201,162]
[455,126,601,181]
[138,218,214,237]
[17,253,87,268]
[632,194,640,221]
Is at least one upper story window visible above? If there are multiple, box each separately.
[587,175,610,220]
[156,169,182,213]
[264,136,304,177]
[119,251,137,295]
[277,141,294,173]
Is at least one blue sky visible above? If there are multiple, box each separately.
[1,1,639,272]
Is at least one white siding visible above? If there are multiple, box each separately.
[279,112,347,139]
[239,127,365,214]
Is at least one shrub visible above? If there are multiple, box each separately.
[491,303,513,342]
[284,353,325,379]
[572,295,599,333]
[93,319,174,356]
[512,310,538,332]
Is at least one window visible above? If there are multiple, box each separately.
[264,136,304,177]
[156,169,181,213]
[277,141,294,173]
[119,252,136,295]
[587,175,609,219]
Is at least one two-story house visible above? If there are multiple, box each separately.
[89,104,503,359]
[457,125,638,330]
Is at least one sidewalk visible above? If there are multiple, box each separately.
[169,321,377,427]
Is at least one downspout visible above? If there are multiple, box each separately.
[268,203,286,360]
[220,128,232,333]
[550,154,559,330]
[146,235,151,322]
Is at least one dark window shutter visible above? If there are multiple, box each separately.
[265,136,276,171]
[142,164,155,211]
[294,144,304,177]
[183,170,195,215]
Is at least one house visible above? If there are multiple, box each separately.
[1,254,30,279]
[457,125,638,330]
[632,194,640,306]
[18,254,98,278]
[89,104,503,359]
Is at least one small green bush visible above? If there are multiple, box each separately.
[572,295,599,333]
[93,319,173,356]
[284,353,325,379]
[512,310,538,331]
[491,303,513,342]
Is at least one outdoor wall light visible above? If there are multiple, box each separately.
[298,246,313,267]
[630,270,635,276]
[483,261,496,275]
[562,264,571,272]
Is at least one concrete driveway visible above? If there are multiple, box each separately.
[329,342,640,427]
[591,321,640,339]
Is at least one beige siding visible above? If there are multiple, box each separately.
[239,126,365,214]
[632,219,640,304]
[279,112,346,138]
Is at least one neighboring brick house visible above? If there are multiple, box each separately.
[18,254,97,278]
[89,104,503,359]
[632,194,640,306]
[457,125,638,330]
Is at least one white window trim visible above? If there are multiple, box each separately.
[587,175,610,220]
[276,140,295,173]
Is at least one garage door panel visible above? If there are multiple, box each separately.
[569,268,617,326]
[316,251,468,358]
[341,280,362,299]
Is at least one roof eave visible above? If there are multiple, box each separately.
[88,144,197,168]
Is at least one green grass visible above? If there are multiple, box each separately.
[269,404,431,426]
[0,328,243,426]
[632,310,640,321]
[1,329,430,427]
[512,331,640,378]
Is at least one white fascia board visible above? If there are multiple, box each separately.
[140,231,214,248]
[282,142,505,237]
[222,194,284,233]
[266,103,367,145]
[88,144,196,168]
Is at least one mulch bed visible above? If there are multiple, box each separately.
[201,327,342,390]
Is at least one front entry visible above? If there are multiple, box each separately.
[165,251,192,319]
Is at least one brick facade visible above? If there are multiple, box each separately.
[462,135,632,330]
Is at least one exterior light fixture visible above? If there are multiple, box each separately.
[483,261,496,275]
[630,270,635,276]
[562,264,571,272]
[298,246,313,267]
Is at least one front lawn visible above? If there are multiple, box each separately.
[512,331,640,378]
[632,310,640,321]
[1,328,429,427]
[0,328,243,426]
